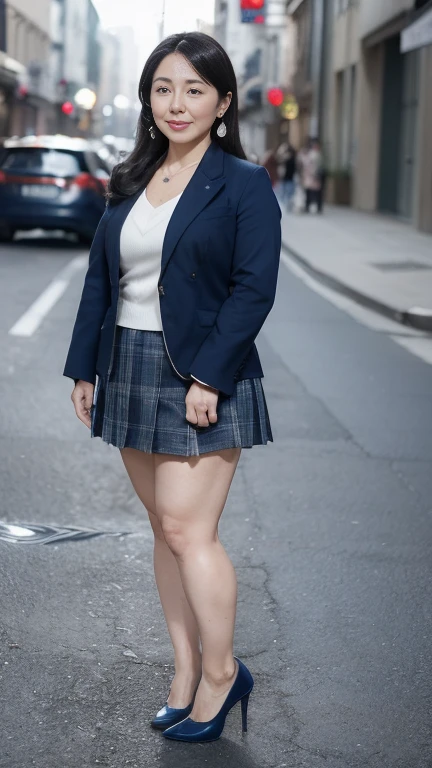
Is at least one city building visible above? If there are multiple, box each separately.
[1,0,56,136]
[286,0,334,157]
[61,0,102,136]
[98,28,121,136]
[214,0,295,160]
[288,0,432,234]
[0,0,103,139]
[354,0,432,233]
[102,26,139,139]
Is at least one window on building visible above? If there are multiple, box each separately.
[334,0,358,16]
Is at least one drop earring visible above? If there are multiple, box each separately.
[216,113,226,138]
[149,125,156,140]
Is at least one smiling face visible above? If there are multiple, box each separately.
[150,52,232,144]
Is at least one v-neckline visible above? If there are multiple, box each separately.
[144,188,182,210]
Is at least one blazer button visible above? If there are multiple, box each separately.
[191,272,196,279]
[158,284,165,295]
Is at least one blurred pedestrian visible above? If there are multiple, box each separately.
[261,148,279,187]
[63,31,281,745]
[281,143,297,211]
[299,137,324,214]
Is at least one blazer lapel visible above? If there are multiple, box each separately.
[105,141,226,281]
[160,141,226,277]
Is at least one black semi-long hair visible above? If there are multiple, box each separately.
[107,31,247,204]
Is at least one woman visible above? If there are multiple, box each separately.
[261,147,279,188]
[283,143,297,211]
[64,31,281,743]
[299,137,323,213]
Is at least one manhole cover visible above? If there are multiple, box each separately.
[0,521,133,544]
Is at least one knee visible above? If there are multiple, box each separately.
[159,516,190,558]
[148,509,166,542]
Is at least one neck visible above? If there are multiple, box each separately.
[164,133,212,168]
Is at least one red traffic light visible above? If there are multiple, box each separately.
[61,101,74,115]
[241,0,264,8]
[267,88,284,107]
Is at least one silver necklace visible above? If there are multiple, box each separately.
[161,159,200,183]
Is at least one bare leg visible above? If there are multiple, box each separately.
[120,447,202,707]
[154,447,242,722]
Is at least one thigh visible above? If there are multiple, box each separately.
[120,447,166,538]
[120,447,156,514]
[154,448,241,544]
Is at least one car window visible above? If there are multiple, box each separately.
[1,149,86,176]
[85,151,112,176]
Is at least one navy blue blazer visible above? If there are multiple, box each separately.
[63,141,281,397]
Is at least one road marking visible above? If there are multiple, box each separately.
[280,250,432,366]
[391,336,432,366]
[9,255,87,337]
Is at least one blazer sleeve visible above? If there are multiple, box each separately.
[63,207,111,384]
[189,166,281,396]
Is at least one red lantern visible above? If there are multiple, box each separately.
[61,101,74,115]
[241,0,264,7]
[17,84,28,98]
[267,88,284,107]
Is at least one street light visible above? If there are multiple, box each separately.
[113,94,130,110]
[74,87,97,110]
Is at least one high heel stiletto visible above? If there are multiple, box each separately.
[161,656,253,742]
[151,682,199,730]
[151,700,194,730]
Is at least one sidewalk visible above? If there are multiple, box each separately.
[279,203,432,331]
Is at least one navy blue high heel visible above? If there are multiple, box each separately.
[161,657,253,742]
[151,700,194,730]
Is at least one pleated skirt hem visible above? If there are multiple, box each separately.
[91,327,273,457]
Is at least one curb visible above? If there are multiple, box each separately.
[281,240,432,333]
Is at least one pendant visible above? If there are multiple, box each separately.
[162,177,170,183]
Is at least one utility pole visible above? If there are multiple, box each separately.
[309,0,324,138]
[160,0,166,41]
[0,0,6,52]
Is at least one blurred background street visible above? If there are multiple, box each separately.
[1,1,432,767]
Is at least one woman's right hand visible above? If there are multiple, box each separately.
[71,380,94,429]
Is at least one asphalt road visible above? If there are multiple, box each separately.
[0,232,431,768]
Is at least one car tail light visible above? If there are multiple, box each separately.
[72,172,104,194]
[0,172,65,186]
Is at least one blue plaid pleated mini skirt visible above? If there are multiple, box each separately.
[91,326,273,456]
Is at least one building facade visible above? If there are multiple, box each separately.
[0,0,102,139]
[354,0,432,232]
[214,0,295,160]
[288,0,432,234]
[2,0,57,135]
[103,26,139,139]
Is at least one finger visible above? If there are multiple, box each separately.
[207,403,218,424]
[83,389,93,412]
[185,399,198,425]
[73,393,92,429]
[196,404,210,427]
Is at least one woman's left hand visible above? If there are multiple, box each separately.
[185,381,219,427]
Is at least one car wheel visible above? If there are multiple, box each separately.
[78,233,94,246]
[0,225,15,242]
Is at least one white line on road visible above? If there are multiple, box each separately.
[8,255,87,337]
[391,335,432,366]
[280,250,432,366]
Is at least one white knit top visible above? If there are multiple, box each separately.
[116,188,182,330]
